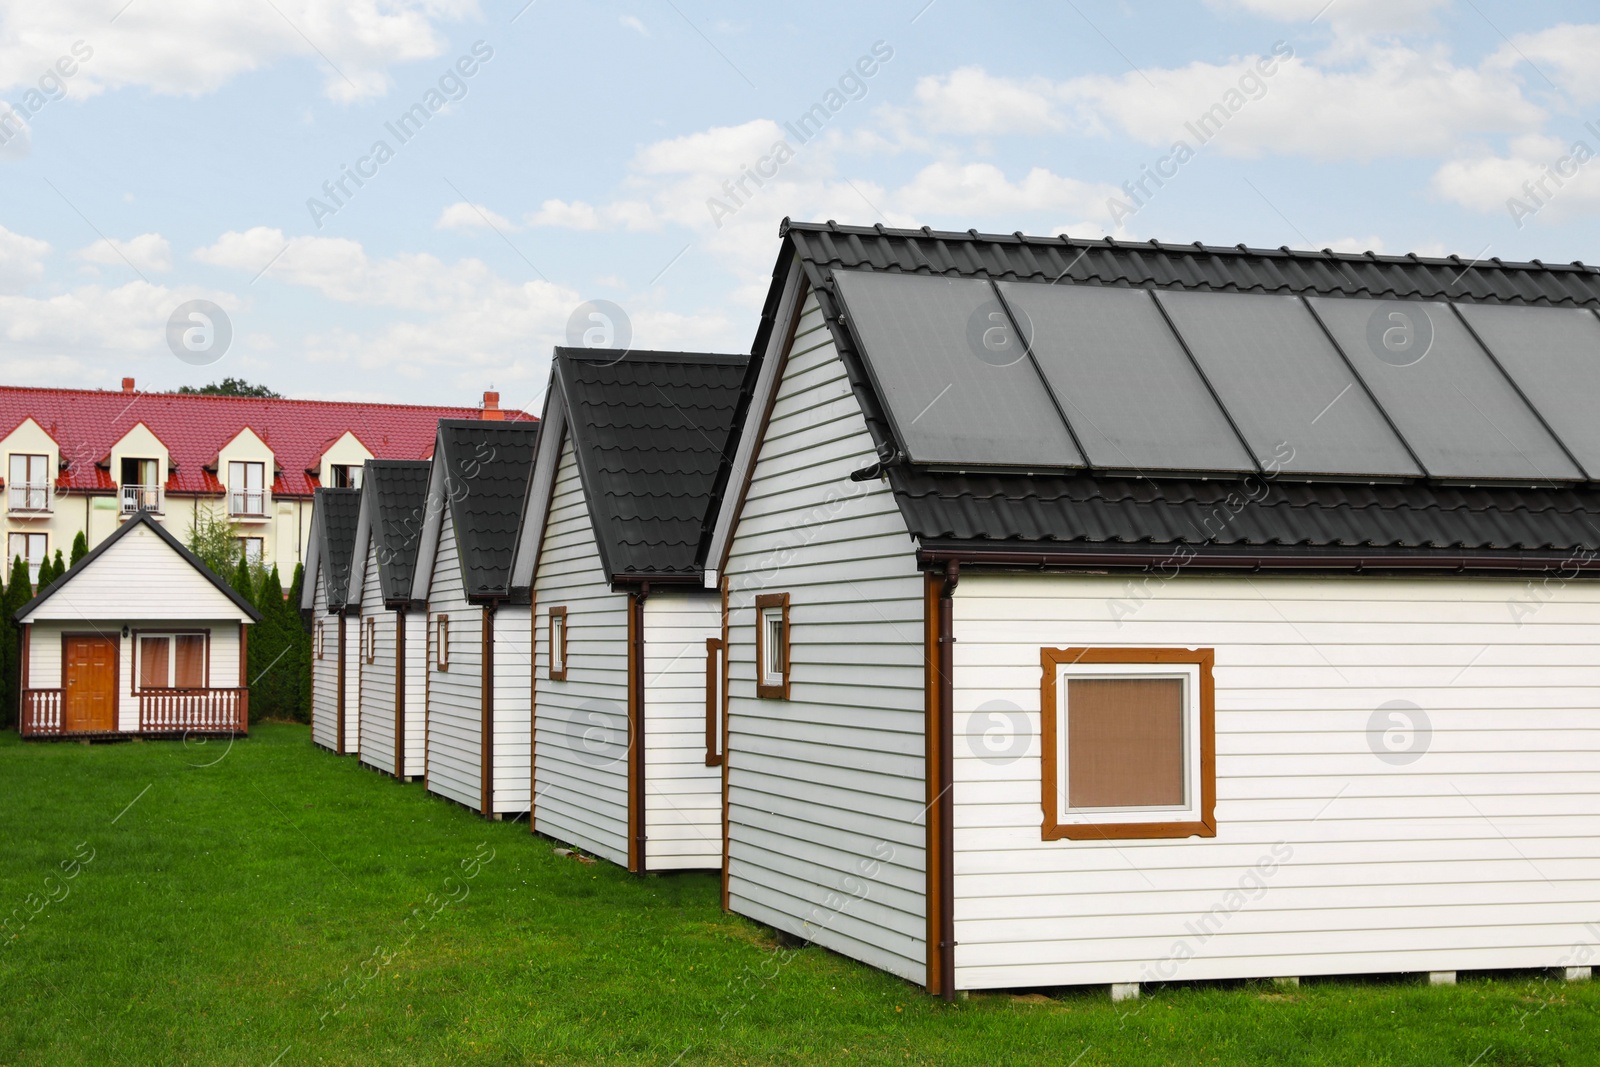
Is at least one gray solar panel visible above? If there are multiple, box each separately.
[1455,303,1600,478]
[1154,290,1420,478]
[1307,297,1581,482]
[831,270,1083,468]
[997,282,1254,473]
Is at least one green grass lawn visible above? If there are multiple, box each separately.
[1,723,1595,1066]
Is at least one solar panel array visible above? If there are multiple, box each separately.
[831,268,1600,482]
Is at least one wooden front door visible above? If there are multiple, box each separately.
[64,636,118,733]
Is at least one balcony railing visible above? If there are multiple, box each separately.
[139,688,249,734]
[20,689,62,737]
[7,483,50,513]
[120,484,163,514]
[229,490,269,517]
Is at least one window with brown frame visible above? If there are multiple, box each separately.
[548,607,568,681]
[138,632,207,689]
[704,637,724,765]
[755,593,790,699]
[436,615,450,671]
[364,616,376,664]
[314,620,325,659]
[1039,647,1216,841]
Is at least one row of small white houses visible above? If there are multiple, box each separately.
[30,223,1600,998]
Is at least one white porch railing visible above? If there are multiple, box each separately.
[121,484,163,513]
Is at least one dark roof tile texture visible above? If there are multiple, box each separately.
[436,420,540,598]
[362,460,432,604]
[557,349,749,579]
[315,487,362,610]
[767,220,1600,559]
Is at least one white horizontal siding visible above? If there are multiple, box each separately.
[532,434,631,868]
[643,590,722,870]
[724,295,928,985]
[424,501,483,811]
[310,565,340,752]
[341,611,360,754]
[28,619,240,734]
[491,604,532,815]
[401,609,427,778]
[27,524,250,622]
[358,540,396,776]
[952,572,1600,989]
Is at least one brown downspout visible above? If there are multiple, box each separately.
[628,582,650,874]
[937,560,958,1002]
[336,613,346,755]
[481,602,496,817]
[394,607,406,779]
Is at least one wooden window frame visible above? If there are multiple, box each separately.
[704,636,724,765]
[8,452,49,512]
[133,630,210,691]
[8,531,46,579]
[436,615,450,671]
[548,607,568,681]
[314,619,325,660]
[1039,647,1216,842]
[364,616,376,664]
[755,593,790,700]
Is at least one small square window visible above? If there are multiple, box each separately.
[237,537,263,567]
[548,607,568,681]
[1041,648,1215,841]
[755,593,790,699]
[436,615,449,671]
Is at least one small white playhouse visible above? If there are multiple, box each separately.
[302,486,361,755]
[512,348,748,873]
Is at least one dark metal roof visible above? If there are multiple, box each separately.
[556,348,749,581]
[16,510,262,623]
[361,460,432,606]
[756,220,1600,566]
[435,419,540,599]
[314,487,362,610]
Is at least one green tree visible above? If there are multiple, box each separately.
[247,565,296,722]
[37,550,65,591]
[229,553,254,606]
[176,378,282,398]
[287,563,310,723]
[186,510,242,580]
[69,531,88,566]
[3,556,31,729]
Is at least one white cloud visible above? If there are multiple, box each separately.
[907,67,1068,135]
[1208,0,1451,38]
[1319,235,1387,254]
[77,233,172,273]
[436,201,515,231]
[894,162,1118,220]
[0,226,51,292]
[526,198,658,231]
[0,0,476,103]
[1431,134,1600,227]
[620,15,648,35]
[1490,23,1600,105]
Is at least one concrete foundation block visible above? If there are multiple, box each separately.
[1566,966,1592,982]
[1110,983,1140,1002]
[1429,971,1456,986]
[1270,976,1300,988]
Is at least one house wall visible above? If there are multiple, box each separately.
[22,523,248,622]
[532,434,631,867]
[722,292,929,985]
[28,618,241,733]
[341,607,360,753]
[402,609,427,779]
[950,571,1600,989]
[491,604,532,815]
[424,500,485,811]
[643,589,723,870]
[357,538,397,776]
[310,563,340,752]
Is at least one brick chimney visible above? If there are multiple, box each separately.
[122,377,135,393]
[481,390,504,421]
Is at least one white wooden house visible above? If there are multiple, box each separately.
[16,511,260,737]
[301,487,361,754]
[347,460,431,780]
[410,419,541,817]
[704,220,1600,998]
[511,348,748,873]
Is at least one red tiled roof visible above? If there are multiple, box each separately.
[0,386,533,496]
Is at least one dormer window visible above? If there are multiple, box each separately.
[8,453,49,513]
[228,460,267,516]
[119,457,161,513]
[329,464,361,489]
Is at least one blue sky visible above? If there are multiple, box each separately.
[2,0,1599,410]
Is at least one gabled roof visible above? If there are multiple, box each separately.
[311,487,362,611]
[358,460,432,606]
[16,511,261,623]
[553,348,749,582]
[434,419,541,599]
[722,220,1600,570]
[0,386,531,496]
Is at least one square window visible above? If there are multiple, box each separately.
[1040,648,1216,841]
[139,633,206,689]
[755,593,790,699]
[237,537,263,566]
[549,607,568,681]
[8,532,45,582]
